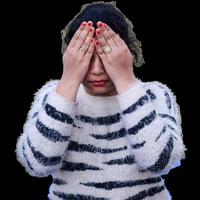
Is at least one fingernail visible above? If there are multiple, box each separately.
[89,27,94,32]
[95,41,100,45]
[97,21,102,27]
[96,29,101,35]
[81,22,87,27]
[90,38,94,43]
[88,21,93,26]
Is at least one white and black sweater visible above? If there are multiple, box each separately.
[16,79,186,200]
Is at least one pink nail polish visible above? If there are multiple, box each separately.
[89,27,94,32]
[98,22,102,27]
[88,21,93,26]
[96,29,101,35]
[81,22,87,27]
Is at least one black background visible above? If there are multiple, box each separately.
[3,0,197,199]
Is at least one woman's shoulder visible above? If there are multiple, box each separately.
[141,80,174,94]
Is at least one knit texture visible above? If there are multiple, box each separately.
[16,79,186,200]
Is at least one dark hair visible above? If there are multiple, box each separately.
[61,1,145,67]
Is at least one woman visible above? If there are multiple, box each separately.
[16,1,186,199]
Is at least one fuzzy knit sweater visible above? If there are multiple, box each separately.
[16,79,186,200]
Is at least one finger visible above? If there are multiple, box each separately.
[104,23,124,46]
[84,38,95,59]
[68,21,87,48]
[97,21,116,47]
[75,21,94,50]
[95,40,107,60]
[79,26,95,54]
[95,28,108,48]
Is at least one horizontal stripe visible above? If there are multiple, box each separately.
[45,103,74,124]
[90,128,127,140]
[61,161,102,171]
[131,141,146,149]
[103,155,135,165]
[75,113,121,125]
[128,111,156,135]
[125,185,165,200]
[27,137,62,166]
[67,140,127,153]
[122,95,149,115]
[53,191,109,200]
[148,136,174,172]
[52,178,67,185]
[35,119,69,142]
[80,177,161,190]
[158,113,177,124]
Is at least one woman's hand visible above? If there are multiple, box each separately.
[57,21,95,101]
[95,21,137,93]
[61,21,95,86]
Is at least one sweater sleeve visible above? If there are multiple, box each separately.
[117,80,186,175]
[16,80,77,177]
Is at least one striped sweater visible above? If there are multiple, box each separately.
[16,79,186,200]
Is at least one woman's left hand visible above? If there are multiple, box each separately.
[95,21,136,93]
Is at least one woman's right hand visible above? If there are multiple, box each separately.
[56,21,95,102]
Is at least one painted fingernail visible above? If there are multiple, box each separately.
[89,27,94,32]
[90,38,94,43]
[96,29,101,35]
[81,22,87,27]
[97,21,102,27]
[88,21,93,26]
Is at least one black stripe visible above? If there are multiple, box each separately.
[32,112,38,118]
[75,113,121,125]
[131,141,146,149]
[67,140,127,153]
[52,178,67,185]
[80,177,161,190]
[146,89,156,100]
[61,160,102,171]
[148,136,174,172]
[36,119,69,142]
[27,137,62,166]
[167,124,176,131]
[103,155,135,165]
[164,91,172,110]
[128,111,156,135]
[125,185,165,200]
[45,103,74,124]
[155,126,166,142]
[159,113,177,124]
[90,128,127,140]
[122,95,149,115]
[53,191,109,200]
[22,144,34,171]
[42,93,49,106]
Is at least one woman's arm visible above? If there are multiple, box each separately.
[16,80,77,177]
[117,80,186,175]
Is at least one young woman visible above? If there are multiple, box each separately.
[16,1,186,199]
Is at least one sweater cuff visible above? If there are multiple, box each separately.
[117,80,146,111]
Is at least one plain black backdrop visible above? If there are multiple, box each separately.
[3,0,197,199]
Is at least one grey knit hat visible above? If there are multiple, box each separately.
[61,1,145,67]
